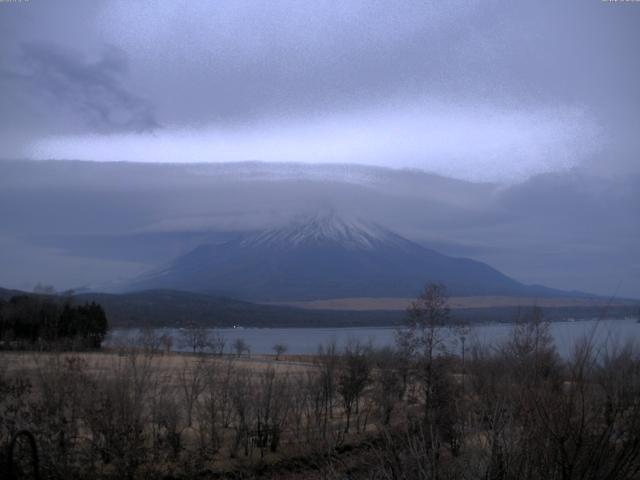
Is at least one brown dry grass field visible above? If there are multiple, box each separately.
[1,350,314,380]
[269,295,635,311]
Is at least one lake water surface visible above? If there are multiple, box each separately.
[107,318,640,358]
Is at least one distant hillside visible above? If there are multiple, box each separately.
[0,287,24,300]
[121,212,579,302]
[2,286,401,327]
[1,287,636,328]
[73,289,402,328]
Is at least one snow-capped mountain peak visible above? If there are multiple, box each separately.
[117,208,565,301]
[240,211,391,250]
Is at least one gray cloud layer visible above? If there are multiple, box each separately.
[0,160,637,298]
[1,1,638,180]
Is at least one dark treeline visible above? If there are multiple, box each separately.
[0,295,108,349]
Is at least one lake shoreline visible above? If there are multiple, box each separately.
[106,318,640,358]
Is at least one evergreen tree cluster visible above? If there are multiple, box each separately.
[0,295,108,349]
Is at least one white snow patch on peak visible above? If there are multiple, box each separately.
[241,211,394,250]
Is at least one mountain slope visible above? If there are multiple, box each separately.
[122,212,570,302]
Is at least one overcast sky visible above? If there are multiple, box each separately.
[1,0,639,182]
[0,1,638,297]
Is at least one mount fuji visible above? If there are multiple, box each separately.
[121,212,566,302]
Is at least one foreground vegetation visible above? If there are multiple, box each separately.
[2,285,640,479]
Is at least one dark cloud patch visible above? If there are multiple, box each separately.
[3,42,158,132]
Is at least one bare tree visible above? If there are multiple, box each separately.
[152,393,184,460]
[338,339,371,433]
[397,283,451,360]
[233,338,249,357]
[395,283,456,478]
[81,352,155,479]
[159,333,173,354]
[209,330,226,356]
[196,358,235,454]
[137,327,162,355]
[178,357,206,428]
[229,367,254,458]
[180,326,210,354]
[273,342,287,360]
[317,341,340,437]
[370,347,403,425]
[502,306,562,399]
[252,367,292,457]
